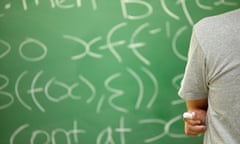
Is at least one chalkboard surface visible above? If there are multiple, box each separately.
[0,1,239,144]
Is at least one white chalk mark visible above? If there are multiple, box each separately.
[195,0,213,10]
[171,99,184,105]
[53,81,81,100]
[172,73,184,89]
[92,0,97,10]
[19,38,48,62]
[0,74,8,89]
[51,129,71,144]
[128,43,145,49]
[5,3,11,9]
[79,75,96,103]
[55,0,75,9]
[127,68,144,110]
[172,26,188,61]
[139,119,166,124]
[0,3,11,17]
[96,95,105,113]
[149,28,162,34]
[120,0,153,20]
[28,71,45,112]
[105,22,127,63]
[99,41,125,50]
[76,0,82,7]
[115,117,132,144]
[165,115,186,138]
[63,35,102,60]
[141,67,159,109]
[129,23,150,65]
[177,0,194,26]
[139,119,167,143]
[214,0,238,6]
[0,75,14,110]
[105,73,128,113]
[45,78,68,102]
[160,0,180,20]
[0,91,14,110]
[97,127,115,144]
[22,0,40,10]
[72,120,86,143]
[45,78,82,102]
[10,124,29,144]
[31,130,50,144]
[15,71,32,110]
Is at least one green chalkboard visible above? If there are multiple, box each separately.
[0,0,239,144]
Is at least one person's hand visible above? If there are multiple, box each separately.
[184,110,207,136]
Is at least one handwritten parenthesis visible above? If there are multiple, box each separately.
[172,26,188,61]
[129,23,151,66]
[127,68,144,110]
[160,0,180,20]
[141,67,159,109]
[28,71,45,112]
[79,75,96,104]
[10,124,30,144]
[15,71,32,110]
[0,39,11,58]
[171,73,184,90]
[177,0,194,26]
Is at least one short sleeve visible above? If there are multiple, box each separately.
[178,28,208,100]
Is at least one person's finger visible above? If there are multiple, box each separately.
[185,124,206,136]
[184,119,201,125]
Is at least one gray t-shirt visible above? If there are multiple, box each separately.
[178,9,240,144]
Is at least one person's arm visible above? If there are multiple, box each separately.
[184,98,208,136]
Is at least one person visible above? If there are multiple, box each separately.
[178,8,240,143]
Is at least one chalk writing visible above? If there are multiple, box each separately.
[9,116,186,144]
[0,66,158,113]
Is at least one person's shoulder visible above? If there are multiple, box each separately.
[194,9,240,33]
[196,9,240,26]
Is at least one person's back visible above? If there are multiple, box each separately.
[178,9,240,143]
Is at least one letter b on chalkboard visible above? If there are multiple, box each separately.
[120,0,153,20]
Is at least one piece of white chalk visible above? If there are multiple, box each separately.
[183,112,194,119]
